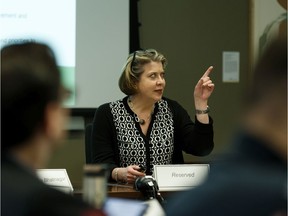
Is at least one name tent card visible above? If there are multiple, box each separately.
[152,164,210,191]
[36,169,74,194]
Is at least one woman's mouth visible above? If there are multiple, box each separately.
[155,89,163,94]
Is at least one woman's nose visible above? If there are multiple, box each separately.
[157,76,164,85]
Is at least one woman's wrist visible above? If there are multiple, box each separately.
[113,167,127,183]
[195,106,210,115]
[194,101,208,109]
[194,98,208,109]
[112,168,119,181]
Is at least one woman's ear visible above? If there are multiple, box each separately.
[131,80,138,92]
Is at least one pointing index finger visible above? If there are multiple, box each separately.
[202,66,213,78]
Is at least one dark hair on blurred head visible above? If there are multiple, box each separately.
[247,37,287,105]
[1,42,67,151]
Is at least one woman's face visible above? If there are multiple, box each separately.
[136,61,166,102]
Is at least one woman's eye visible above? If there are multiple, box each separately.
[149,72,165,79]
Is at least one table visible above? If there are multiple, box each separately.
[74,183,174,200]
[107,183,143,199]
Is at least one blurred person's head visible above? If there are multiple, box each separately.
[1,42,70,168]
[244,37,287,160]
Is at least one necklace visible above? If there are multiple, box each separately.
[127,96,154,125]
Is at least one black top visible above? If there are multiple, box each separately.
[91,96,214,179]
[1,154,104,216]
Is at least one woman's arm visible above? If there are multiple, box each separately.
[90,103,118,180]
[193,66,215,124]
[170,99,214,157]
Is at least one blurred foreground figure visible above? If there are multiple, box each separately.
[1,42,105,216]
[165,37,287,216]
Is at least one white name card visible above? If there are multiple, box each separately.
[36,169,74,194]
[152,164,210,191]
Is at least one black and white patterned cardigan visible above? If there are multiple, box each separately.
[91,96,214,180]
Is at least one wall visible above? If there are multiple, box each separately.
[47,0,250,189]
[138,0,250,162]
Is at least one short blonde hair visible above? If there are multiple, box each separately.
[118,49,167,95]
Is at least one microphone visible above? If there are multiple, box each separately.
[134,175,165,204]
